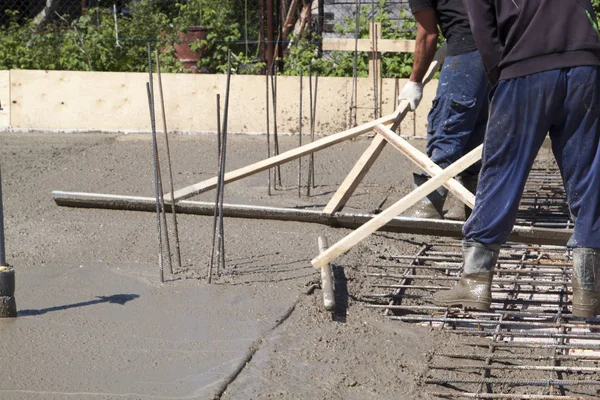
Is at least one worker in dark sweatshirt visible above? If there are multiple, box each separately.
[434,0,600,318]
[399,0,489,221]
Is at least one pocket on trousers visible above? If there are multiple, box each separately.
[426,97,442,134]
[442,97,477,133]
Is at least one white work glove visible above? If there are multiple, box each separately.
[398,81,423,111]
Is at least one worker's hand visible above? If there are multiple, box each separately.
[398,81,423,111]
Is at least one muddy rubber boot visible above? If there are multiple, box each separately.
[433,240,500,311]
[445,174,478,221]
[404,173,447,219]
[571,248,600,318]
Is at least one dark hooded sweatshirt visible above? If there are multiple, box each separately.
[463,0,600,85]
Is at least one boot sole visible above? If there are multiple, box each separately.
[434,298,491,312]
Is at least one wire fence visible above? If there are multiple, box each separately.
[0,0,417,76]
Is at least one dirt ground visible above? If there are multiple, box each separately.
[0,131,557,399]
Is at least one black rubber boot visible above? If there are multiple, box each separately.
[571,248,600,318]
[404,173,447,219]
[433,240,500,311]
[445,173,478,221]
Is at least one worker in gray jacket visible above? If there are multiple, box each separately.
[400,0,489,221]
[434,0,600,317]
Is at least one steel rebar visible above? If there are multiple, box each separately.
[145,47,164,283]
[426,378,600,387]
[311,71,318,188]
[298,70,303,198]
[216,50,232,275]
[306,67,313,196]
[271,63,281,187]
[428,393,592,399]
[0,164,5,267]
[208,94,222,283]
[266,69,272,196]
[155,49,182,271]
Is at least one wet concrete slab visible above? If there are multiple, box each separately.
[0,262,298,399]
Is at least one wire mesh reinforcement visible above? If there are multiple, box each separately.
[364,169,600,398]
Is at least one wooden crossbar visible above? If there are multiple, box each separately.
[167,105,408,202]
[311,144,483,270]
[373,125,475,208]
[321,38,416,53]
[322,42,448,214]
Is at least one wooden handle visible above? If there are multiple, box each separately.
[317,236,336,311]
[374,124,475,208]
[311,144,483,269]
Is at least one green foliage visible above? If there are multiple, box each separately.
[0,0,421,76]
[0,3,183,72]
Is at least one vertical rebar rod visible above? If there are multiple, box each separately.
[157,157,173,275]
[208,94,222,283]
[0,164,5,267]
[147,47,173,277]
[298,70,303,198]
[271,63,282,187]
[307,67,313,196]
[371,9,378,119]
[216,50,232,274]
[145,77,164,282]
[351,0,360,128]
[217,123,227,274]
[156,50,182,271]
[311,71,318,188]
[266,69,272,196]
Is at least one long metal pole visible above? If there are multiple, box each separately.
[216,50,233,274]
[266,70,272,196]
[311,71,318,188]
[298,70,303,197]
[0,165,5,267]
[271,63,282,187]
[371,0,378,119]
[307,67,313,196]
[208,94,222,283]
[146,43,164,283]
[156,50,182,271]
[266,0,275,70]
[350,0,360,127]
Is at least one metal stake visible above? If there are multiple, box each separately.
[298,70,303,198]
[311,71,318,189]
[216,50,232,275]
[146,42,165,283]
[271,63,282,187]
[208,94,222,283]
[307,67,313,196]
[155,50,182,271]
[266,69,272,196]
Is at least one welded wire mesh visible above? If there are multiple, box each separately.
[362,168,596,398]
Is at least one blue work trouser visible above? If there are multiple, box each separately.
[464,66,600,248]
[426,50,489,174]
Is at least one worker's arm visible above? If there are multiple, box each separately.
[463,0,503,85]
[399,7,438,110]
[410,8,439,83]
